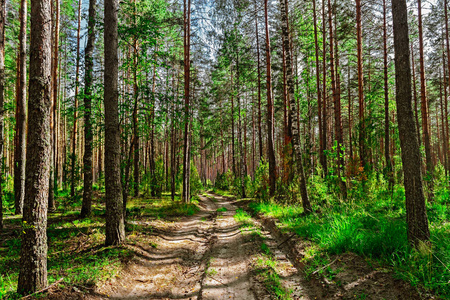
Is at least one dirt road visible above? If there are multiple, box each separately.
[48,193,427,300]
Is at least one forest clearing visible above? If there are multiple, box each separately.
[0,0,450,298]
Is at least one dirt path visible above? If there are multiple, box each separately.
[80,194,276,300]
[46,194,430,300]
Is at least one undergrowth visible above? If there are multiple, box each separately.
[0,192,200,299]
[245,170,450,298]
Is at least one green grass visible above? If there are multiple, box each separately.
[0,192,201,299]
[232,208,291,299]
[216,207,227,212]
[0,215,130,299]
[248,181,450,298]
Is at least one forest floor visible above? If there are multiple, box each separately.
[0,192,436,299]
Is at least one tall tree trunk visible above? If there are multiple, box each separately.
[264,0,277,196]
[71,0,82,197]
[445,0,450,174]
[17,0,51,292]
[313,0,326,174]
[418,0,433,184]
[254,0,263,162]
[14,0,27,215]
[48,0,60,212]
[356,0,365,169]
[443,47,449,175]
[104,0,125,246]
[132,4,140,197]
[383,0,394,190]
[391,0,430,246]
[329,0,347,198]
[281,0,312,212]
[182,0,191,203]
[411,43,421,146]
[0,0,5,230]
[231,70,236,174]
[81,0,96,218]
[322,0,328,175]
[236,54,246,198]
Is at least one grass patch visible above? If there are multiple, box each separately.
[254,244,291,300]
[126,195,199,219]
[0,215,130,299]
[248,182,450,298]
[216,207,228,212]
[0,192,201,298]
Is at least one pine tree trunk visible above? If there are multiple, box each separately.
[81,0,96,218]
[329,0,347,198]
[445,0,450,174]
[104,0,125,246]
[14,0,27,215]
[313,0,325,175]
[322,0,328,175]
[411,43,421,147]
[281,0,312,212]
[71,0,82,197]
[383,0,394,190]
[17,0,51,292]
[418,0,433,184]
[0,0,5,230]
[254,0,263,162]
[356,0,365,169]
[264,0,277,196]
[182,0,191,203]
[391,0,430,246]
[48,0,60,212]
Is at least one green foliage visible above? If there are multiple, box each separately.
[214,169,234,191]
[189,161,204,197]
[247,161,270,201]
[249,174,450,297]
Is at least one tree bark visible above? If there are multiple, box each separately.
[254,0,263,162]
[391,0,430,246]
[0,0,5,230]
[329,0,347,198]
[17,0,52,292]
[81,0,97,218]
[182,0,191,203]
[383,0,394,190]
[264,0,277,196]
[322,0,328,175]
[14,0,27,215]
[281,0,312,212]
[417,0,433,182]
[104,0,125,246]
[71,0,82,197]
[356,0,365,169]
[48,0,60,212]
[445,0,450,173]
[313,0,326,175]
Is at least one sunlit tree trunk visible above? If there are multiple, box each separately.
[14,0,27,215]
[0,0,5,230]
[182,0,191,203]
[71,0,82,197]
[417,0,433,186]
[104,0,125,246]
[264,0,277,196]
[383,0,394,190]
[391,0,430,246]
[17,0,51,292]
[281,0,312,212]
[81,0,97,218]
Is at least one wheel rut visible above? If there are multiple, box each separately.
[80,194,315,300]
